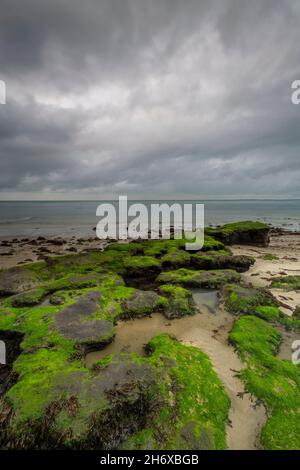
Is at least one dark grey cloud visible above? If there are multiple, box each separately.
[0,0,300,199]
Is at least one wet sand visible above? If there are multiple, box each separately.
[232,232,300,315]
[0,236,108,269]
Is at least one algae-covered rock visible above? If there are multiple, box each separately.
[161,250,191,269]
[123,334,230,450]
[191,253,254,273]
[0,355,157,450]
[229,315,300,450]
[222,283,278,315]
[0,231,246,450]
[0,335,230,450]
[293,306,300,319]
[158,285,195,319]
[271,275,300,291]
[157,268,240,288]
[0,266,42,295]
[10,288,46,307]
[124,256,161,287]
[206,221,271,247]
[55,291,115,352]
[176,421,215,450]
[47,272,124,293]
[121,289,166,318]
[49,290,69,306]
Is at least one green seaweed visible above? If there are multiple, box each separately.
[271,275,300,291]
[123,334,230,450]
[229,316,300,449]
[157,268,240,288]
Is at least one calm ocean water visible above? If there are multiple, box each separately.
[0,200,299,238]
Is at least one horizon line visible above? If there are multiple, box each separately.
[1,198,300,202]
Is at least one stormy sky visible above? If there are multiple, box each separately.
[0,0,300,200]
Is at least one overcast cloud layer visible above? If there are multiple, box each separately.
[0,0,300,199]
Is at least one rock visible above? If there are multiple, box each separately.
[221,283,278,315]
[0,266,42,295]
[0,330,23,395]
[67,246,77,252]
[121,289,165,318]
[0,241,11,247]
[10,288,46,307]
[55,291,115,352]
[47,272,122,294]
[49,291,69,305]
[50,239,64,246]
[205,221,271,247]
[0,250,14,256]
[38,246,52,253]
[0,356,156,450]
[191,253,255,273]
[161,250,191,269]
[157,268,241,288]
[159,285,195,319]
[177,421,215,450]
[124,256,161,288]
[271,275,300,291]
[293,306,300,319]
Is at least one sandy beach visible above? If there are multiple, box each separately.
[0,236,109,270]
[232,230,300,315]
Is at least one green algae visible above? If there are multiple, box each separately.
[259,254,279,261]
[271,275,300,291]
[1,226,287,450]
[158,285,195,318]
[229,316,300,449]
[123,334,230,450]
[161,250,191,269]
[222,284,277,315]
[157,268,241,288]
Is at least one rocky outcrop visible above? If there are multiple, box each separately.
[121,289,165,318]
[221,283,278,315]
[206,221,271,247]
[191,253,255,273]
[0,355,157,450]
[0,266,42,296]
[157,268,241,288]
[10,288,46,307]
[124,256,161,288]
[0,224,264,450]
[159,285,195,319]
[55,291,115,353]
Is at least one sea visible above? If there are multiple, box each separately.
[0,200,299,238]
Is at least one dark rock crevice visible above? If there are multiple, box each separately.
[0,330,24,396]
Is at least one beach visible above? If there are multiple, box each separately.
[2,228,300,318]
[1,222,300,450]
[232,230,300,315]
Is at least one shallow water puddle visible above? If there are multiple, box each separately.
[85,289,223,367]
[190,288,219,314]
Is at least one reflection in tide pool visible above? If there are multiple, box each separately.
[85,289,223,367]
